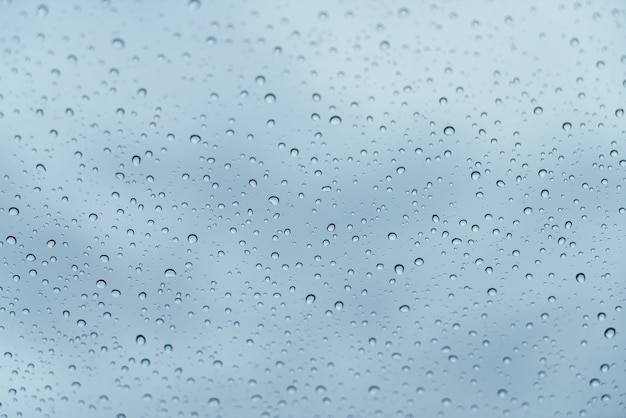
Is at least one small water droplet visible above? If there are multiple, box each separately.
[190,135,201,144]
[470,171,481,180]
[188,234,198,243]
[268,196,279,205]
[136,335,146,345]
[164,269,176,278]
[394,264,404,274]
[443,126,455,135]
[132,155,141,166]
[8,207,19,215]
[112,38,125,49]
[576,273,586,283]
[306,294,316,304]
[329,116,342,126]
[399,305,410,313]
[604,327,615,339]
[188,0,201,11]
[562,122,572,131]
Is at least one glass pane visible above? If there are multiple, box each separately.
[0,1,624,417]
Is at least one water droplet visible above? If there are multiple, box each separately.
[208,397,220,406]
[487,288,497,296]
[414,258,424,266]
[305,294,316,304]
[388,232,397,240]
[268,196,279,205]
[399,305,410,313]
[264,93,276,103]
[443,126,455,135]
[136,335,146,345]
[47,239,56,248]
[470,171,481,180]
[164,269,176,278]
[89,213,98,221]
[8,207,19,215]
[334,301,343,310]
[327,223,335,232]
[36,4,49,17]
[533,106,543,115]
[616,108,624,117]
[397,7,410,18]
[188,234,198,243]
[190,135,201,144]
[368,385,380,395]
[589,378,600,387]
[394,264,404,274]
[96,280,107,289]
[329,116,342,126]
[604,327,615,339]
[562,122,572,131]
[112,38,125,49]
[132,155,141,166]
[497,389,508,398]
[188,0,201,11]
[576,273,586,283]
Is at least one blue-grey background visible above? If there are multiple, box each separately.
[0,0,624,417]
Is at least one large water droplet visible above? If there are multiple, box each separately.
[604,327,615,339]
[443,126,455,135]
[329,116,342,126]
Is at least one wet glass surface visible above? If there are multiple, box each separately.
[0,1,624,417]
